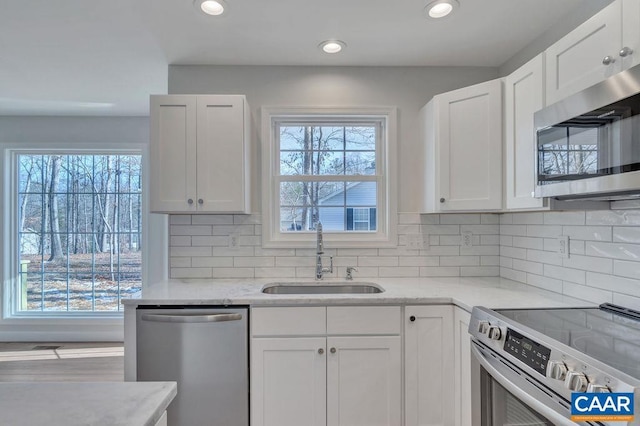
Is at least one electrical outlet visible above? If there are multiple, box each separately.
[461,231,473,248]
[407,233,426,250]
[228,233,239,248]
[558,235,570,258]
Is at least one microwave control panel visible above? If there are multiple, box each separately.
[503,329,551,376]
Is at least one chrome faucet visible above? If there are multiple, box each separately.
[315,223,333,280]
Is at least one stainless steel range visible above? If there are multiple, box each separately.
[469,304,640,425]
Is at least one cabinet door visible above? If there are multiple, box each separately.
[505,54,547,211]
[454,308,472,426]
[196,95,250,213]
[405,305,454,426]
[150,95,198,213]
[622,0,640,70]
[545,1,622,105]
[327,336,401,426]
[436,79,502,211]
[251,337,326,426]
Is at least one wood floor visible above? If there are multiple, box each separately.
[0,342,124,382]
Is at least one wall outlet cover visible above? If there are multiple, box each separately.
[461,231,473,248]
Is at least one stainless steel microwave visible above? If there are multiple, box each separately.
[534,64,640,201]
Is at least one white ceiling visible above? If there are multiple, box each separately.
[0,0,598,116]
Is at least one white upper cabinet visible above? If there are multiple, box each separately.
[421,79,503,212]
[504,54,547,210]
[545,0,640,105]
[150,94,251,214]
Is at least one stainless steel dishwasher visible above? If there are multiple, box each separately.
[136,306,249,426]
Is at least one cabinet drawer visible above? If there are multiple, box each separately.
[251,307,326,336]
[327,306,401,335]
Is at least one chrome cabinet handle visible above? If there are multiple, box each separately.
[602,55,616,65]
[330,347,336,354]
[318,348,324,355]
[141,313,242,323]
[198,199,204,205]
[187,198,194,205]
[620,46,634,57]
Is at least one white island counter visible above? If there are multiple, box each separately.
[0,382,176,426]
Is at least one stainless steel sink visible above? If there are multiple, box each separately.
[261,282,384,294]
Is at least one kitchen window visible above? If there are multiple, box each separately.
[6,150,143,316]
[261,107,397,248]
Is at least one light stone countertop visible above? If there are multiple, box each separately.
[0,381,177,426]
[123,276,593,311]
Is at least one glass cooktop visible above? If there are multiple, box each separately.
[497,304,640,380]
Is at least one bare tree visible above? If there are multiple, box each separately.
[47,155,63,261]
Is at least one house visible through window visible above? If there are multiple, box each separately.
[16,153,142,313]
[262,106,397,247]
[278,123,378,232]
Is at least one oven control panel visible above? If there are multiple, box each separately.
[503,329,551,376]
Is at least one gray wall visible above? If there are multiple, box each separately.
[499,0,614,76]
[168,65,499,213]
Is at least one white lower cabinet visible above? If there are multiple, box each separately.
[453,308,472,426]
[251,306,401,426]
[154,411,167,426]
[405,305,455,426]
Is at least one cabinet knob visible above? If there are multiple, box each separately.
[330,347,336,354]
[602,55,616,65]
[318,348,324,355]
[620,46,634,58]
[409,315,416,322]
[187,198,194,205]
[198,198,204,205]
[439,198,445,203]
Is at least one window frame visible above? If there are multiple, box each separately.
[261,106,397,248]
[1,144,149,321]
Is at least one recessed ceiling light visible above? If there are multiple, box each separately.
[319,40,346,54]
[195,0,227,16]
[425,0,459,18]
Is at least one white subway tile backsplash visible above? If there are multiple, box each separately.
[191,257,234,268]
[421,225,460,235]
[461,266,499,276]
[500,257,513,268]
[191,236,229,246]
[526,273,562,292]
[379,267,420,277]
[563,226,612,242]
[500,214,513,225]
[171,268,212,278]
[512,236,544,250]
[543,264,586,285]
[234,214,262,225]
[500,225,528,236]
[613,227,640,244]
[420,266,460,277]
[512,259,544,275]
[211,246,254,257]
[562,282,612,304]
[170,246,212,257]
[398,213,421,225]
[481,214,501,225]
[586,241,640,261]
[526,249,563,266]
[460,246,500,256]
[500,246,527,260]
[440,256,480,266]
[170,257,191,268]
[170,236,192,246]
[500,235,513,246]
[399,256,440,267]
[511,212,544,225]
[234,257,275,267]
[211,268,254,278]
[500,267,527,283]
[275,257,315,267]
[170,225,212,236]
[587,210,640,226]
[440,214,481,225]
[169,215,192,225]
[614,260,640,280]
[481,256,500,266]
[192,215,234,225]
[211,225,255,235]
[419,214,440,225]
[481,235,500,245]
[336,248,378,257]
[544,211,585,225]
[461,224,500,235]
[332,256,359,267]
[527,225,563,238]
[563,255,613,274]
[587,272,640,296]
[255,267,296,278]
[359,256,399,267]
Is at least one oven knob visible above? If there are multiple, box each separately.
[477,321,490,335]
[546,361,567,381]
[488,326,504,341]
[587,383,611,393]
[565,371,588,392]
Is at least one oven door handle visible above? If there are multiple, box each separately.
[471,342,576,426]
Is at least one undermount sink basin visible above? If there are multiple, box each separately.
[261,282,384,295]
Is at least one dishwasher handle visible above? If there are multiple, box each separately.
[140,313,243,323]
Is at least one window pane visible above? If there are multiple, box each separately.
[345,151,375,175]
[345,126,376,151]
[346,181,377,206]
[17,154,142,313]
